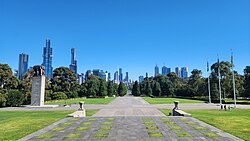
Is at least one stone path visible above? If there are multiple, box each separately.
[92,97,165,117]
[19,116,242,141]
[18,96,244,141]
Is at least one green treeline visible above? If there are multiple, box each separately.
[132,61,250,101]
[0,65,127,107]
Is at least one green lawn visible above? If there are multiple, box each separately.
[45,97,116,105]
[184,109,250,141]
[0,110,98,141]
[143,97,204,104]
[224,99,250,104]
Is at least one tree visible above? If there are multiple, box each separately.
[152,81,161,97]
[51,92,67,100]
[7,89,24,107]
[85,76,99,97]
[144,80,152,96]
[0,64,19,89]
[98,79,107,97]
[118,82,127,96]
[78,83,87,97]
[188,69,205,97]
[0,89,7,107]
[132,81,140,96]
[107,81,115,97]
[51,67,78,98]
[243,66,250,98]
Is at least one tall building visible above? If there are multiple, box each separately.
[139,76,144,83]
[69,48,77,74]
[114,71,119,83]
[108,72,111,81]
[93,69,100,76]
[124,72,129,82]
[181,67,188,78]
[155,65,159,76]
[18,53,29,80]
[85,70,92,79]
[119,68,123,82]
[42,39,53,79]
[146,72,148,78]
[162,66,171,75]
[175,67,181,77]
[77,73,84,84]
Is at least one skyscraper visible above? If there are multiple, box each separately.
[42,39,53,79]
[69,48,77,74]
[175,67,181,77]
[119,68,123,82]
[114,71,119,83]
[124,72,129,82]
[162,66,171,75]
[155,65,159,76]
[181,67,188,78]
[146,72,148,78]
[139,76,144,83]
[108,73,111,81]
[18,53,28,80]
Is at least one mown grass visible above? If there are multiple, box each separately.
[148,132,164,137]
[0,110,73,141]
[143,97,204,104]
[45,97,116,105]
[0,109,97,141]
[185,109,250,141]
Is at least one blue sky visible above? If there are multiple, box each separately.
[0,0,249,80]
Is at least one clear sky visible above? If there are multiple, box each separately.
[0,0,249,80]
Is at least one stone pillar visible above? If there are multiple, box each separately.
[31,75,45,106]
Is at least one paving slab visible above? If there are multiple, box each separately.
[18,116,243,141]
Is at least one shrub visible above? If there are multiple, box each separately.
[51,92,67,100]
[7,89,24,107]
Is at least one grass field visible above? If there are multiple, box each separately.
[224,99,250,104]
[184,109,250,141]
[143,97,204,104]
[0,110,98,141]
[45,97,116,105]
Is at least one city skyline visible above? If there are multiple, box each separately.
[1,0,249,80]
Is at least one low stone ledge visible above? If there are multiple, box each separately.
[67,110,86,117]
[173,109,192,117]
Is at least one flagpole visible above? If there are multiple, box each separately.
[208,74,211,103]
[218,57,222,107]
[207,60,211,103]
[231,50,236,108]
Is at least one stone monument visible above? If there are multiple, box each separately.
[31,65,45,106]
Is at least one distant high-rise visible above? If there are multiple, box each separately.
[69,48,77,74]
[77,73,84,84]
[181,67,188,78]
[18,53,29,80]
[114,71,119,83]
[146,72,148,78]
[93,69,100,76]
[124,72,129,82]
[139,76,144,83]
[162,66,171,75]
[108,73,111,81]
[42,39,53,79]
[119,68,123,82]
[85,70,92,79]
[155,65,159,76]
[175,67,181,77]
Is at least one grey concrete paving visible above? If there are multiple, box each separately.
[18,116,243,141]
[92,97,165,117]
[17,96,246,141]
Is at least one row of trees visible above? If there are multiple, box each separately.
[132,61,250,101]
[0,64,128,107]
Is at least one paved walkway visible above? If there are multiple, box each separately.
[92,97,165,117]
[18,96,244,141]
